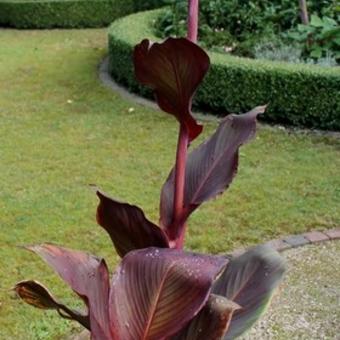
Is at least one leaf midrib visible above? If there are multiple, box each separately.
[190,125,237,204]
[142,265,173,340]
[229,266,257,302]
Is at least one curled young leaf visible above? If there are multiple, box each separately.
[212,245,286,339]
[171,294,240,340]
[14,280,90,329]
[160,106,266,239]
[109,247,228,340]
[26,244,112,339]
[15,280,60,310]
[134,37,210,141]
[96,190,169,258]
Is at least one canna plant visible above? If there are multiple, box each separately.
[14,1,286,339]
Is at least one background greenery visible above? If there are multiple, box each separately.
[108,9,340,131]
[0,28,339,339]
[155,0,340,62]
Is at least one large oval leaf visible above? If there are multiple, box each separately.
[96,190,169,258]
[171,294,240,340]
[160,106,265,235]
[212,245,286,339]
[109,247,228,340]
[14,280,90,329]
[27,244,112,339]
[134,37,210,141]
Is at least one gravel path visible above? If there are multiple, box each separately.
[240,240,340,340]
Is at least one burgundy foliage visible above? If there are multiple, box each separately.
[27,244,111,338]
[160,106,266,243]
[109,248,227,340]
[213,245,286,339]
[133,38,209,142]
[14,280,89,329]
[96,190,169,257]
[15,1,285,338]
[17,246,228,340]
[171,294,240,340]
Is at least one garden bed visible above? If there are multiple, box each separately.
[108,8,340,130]
[154,1,339,65]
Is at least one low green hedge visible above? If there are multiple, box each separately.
[0,0,166,29]
[108,9,340,130]
[0,0,114,28]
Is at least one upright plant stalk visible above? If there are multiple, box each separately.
[171,0,200,248]
[187,0,199,43]
[298,0,309,25]
[171,123,189,248]
[173,124,189,224]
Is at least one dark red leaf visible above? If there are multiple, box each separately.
[171,294,240,340]
[109,247,228,340]
[96,190,169,258]
[160,106,266,234]
[212,245,286,339]
[27,244,112,339]
[133,37,210,141]
[14,280,90,329]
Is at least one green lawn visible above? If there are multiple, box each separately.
[0,28,339,339]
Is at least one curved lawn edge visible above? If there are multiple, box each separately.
[108,8,340,131]
[230,228,340,257]
[99,56,221,123]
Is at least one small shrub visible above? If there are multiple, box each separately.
[254,40,303,63]
[286,14,340,61]
[314,53,338,66]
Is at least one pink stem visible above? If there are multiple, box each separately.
[171,124,189,248]
[187,0,199,43]
[169,0,200,248]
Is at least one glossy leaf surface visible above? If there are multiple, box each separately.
[27,244,112,339]
[160,106,266,231]
[212,245,286,339]
[171,294,240,340]
[14,280,90,329]
[134,37,210,141]
[109,247,228,340]
[96,190,169,258]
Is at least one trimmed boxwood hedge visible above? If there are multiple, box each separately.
[0,0,166,29]
[0,0,114,28]
[108,9,340,130]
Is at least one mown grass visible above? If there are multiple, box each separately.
[0,28,339,339]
